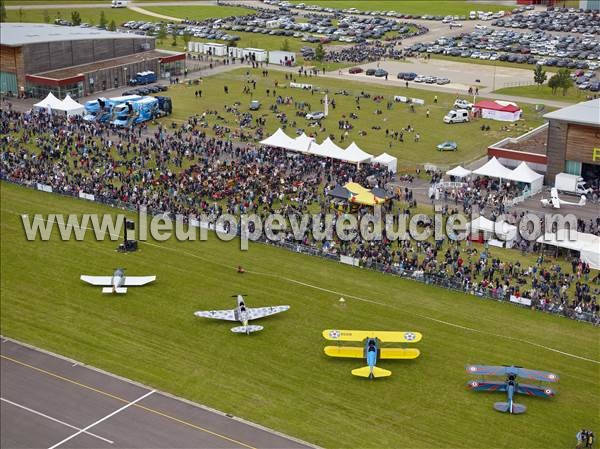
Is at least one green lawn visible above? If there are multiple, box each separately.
[1,182,598,449]
[142,5,255,20]
[290,1,508,15]
[430,54,563,74]
[494,84,592,104]
[5,7,152,25]
[160,68,547,166]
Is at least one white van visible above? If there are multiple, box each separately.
[111,0,127,8]
[443,109,470,124]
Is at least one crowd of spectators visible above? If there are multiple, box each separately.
[1,105,598,324]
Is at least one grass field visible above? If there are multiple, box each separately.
[142,5,255,20]
[159,67,546,166]
[1,182,599,449]
[5,7,152,25]
[494,84,592,104]
[290,1,508,15]
[429,54,563,74]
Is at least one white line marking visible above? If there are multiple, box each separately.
[6,211,599,365]
[0,397,114,444]
[47,390,155,449]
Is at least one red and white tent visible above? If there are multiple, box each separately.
[473,100,522,122]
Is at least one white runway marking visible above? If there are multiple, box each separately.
[46,390,155,449]
[8,211,600,365]
[0,397,114,444]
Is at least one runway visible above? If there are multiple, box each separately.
[0,338,316,449]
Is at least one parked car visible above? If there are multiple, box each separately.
[349,67,363,74]
[454,99,473,109]
[306,111,325,120]
[374,69,388,77]
[365,69,376,76]
[437,141,458,151]
[249,100,261,110]
[443,109,470,124]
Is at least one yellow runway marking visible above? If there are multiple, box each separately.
[1,355,257,449]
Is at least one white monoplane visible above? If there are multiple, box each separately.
[80,268,156,294]
[194,294,290,334]
[541,187,586,209]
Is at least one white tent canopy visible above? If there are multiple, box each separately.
[342,142,373,164]
[259,128,298,150]
[311,137,344,159]
[473,157,515,179]
[468,215,518,247]
[537,230,600,270]
[53,95,85,116]
[506,161,544,193]
[446,165,472,178]
[293,133,315,153]
[33,93,63,111]
[372,153,398,173]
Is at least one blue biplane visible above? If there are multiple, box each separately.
[466,365,559,414]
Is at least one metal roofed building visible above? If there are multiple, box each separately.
[544,99,600,182]
[0,23,184,98]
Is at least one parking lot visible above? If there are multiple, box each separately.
[342,58,539,94]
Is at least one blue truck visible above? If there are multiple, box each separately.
[110,96,159,127]
[129,71,157,86]
[83,95,141,122]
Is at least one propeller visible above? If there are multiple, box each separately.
[231,294,248,297]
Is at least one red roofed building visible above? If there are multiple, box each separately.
[473,100,523,122]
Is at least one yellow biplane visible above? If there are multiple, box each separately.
[322,329,422,379]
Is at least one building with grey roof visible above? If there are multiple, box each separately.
[0,23,184,98]
[543,99,600,182]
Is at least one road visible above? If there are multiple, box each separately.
[0,337,317,449]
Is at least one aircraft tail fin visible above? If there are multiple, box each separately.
[231,325,263,334]
[102,287,127,294]
[351,366,392,379]
[494,402,526,414]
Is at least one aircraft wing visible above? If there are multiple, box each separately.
[247,305,290,320]
[124,276,156,286]
[380,348,421,359]
[466,365,510,376]
[194,310,237,321]
[466,380,507,392]
[514,368,559,382]
[80,275,113,286]
[324,346,364,358]
[516,383,556,397]
[322,330,422,343]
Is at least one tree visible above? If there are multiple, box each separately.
[108,19,116,31]
[17,7,24,22]
[533,64,547,87]
[548,69,573,96]
[548,74,560,94]
[99,11,107,29]
[182,30,191,48]
[315,43,325,62]
[280,39,290,52]
[0,0,6,23]
[71,11,81,26]
[171,29,178,47]
[157,23,167,44]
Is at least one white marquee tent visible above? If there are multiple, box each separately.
[468,215,518,248]
[446,165,471,178]
[54,95,85,116]
[33,93,63,112]
[506,161,544,194]
[537,230,600,270]
[259,128,299,150]
[473,157,515,179]
[343,142,373,164]
[372,153,398,173]
[293,133,314,152]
